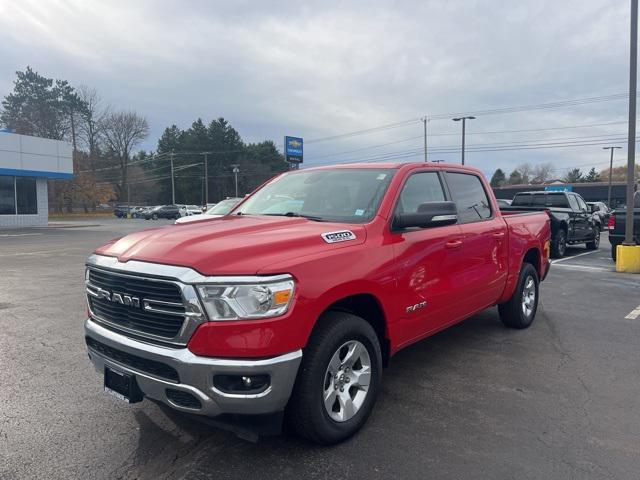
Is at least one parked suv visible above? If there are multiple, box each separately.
[587,202,610,231]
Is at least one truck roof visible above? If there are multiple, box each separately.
[300,162,483,172]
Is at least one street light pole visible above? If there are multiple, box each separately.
[203,152,209,205]
[625,0,638,245]
[232,164,240,198]
[422,117,429,162]
[170,151,175,204]
[452,116,476,165]
[603,146,622,208]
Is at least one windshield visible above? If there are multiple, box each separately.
[207,198,242,215]
[234,168,395,223]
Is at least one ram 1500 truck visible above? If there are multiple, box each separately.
[84,163,551,444]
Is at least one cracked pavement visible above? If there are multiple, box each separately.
[1,219,639,479]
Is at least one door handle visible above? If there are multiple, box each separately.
[445,239,463,249]
[492,231,505,239]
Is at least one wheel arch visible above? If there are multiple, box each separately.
[315,292,391,366]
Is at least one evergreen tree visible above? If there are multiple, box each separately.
[490,168,506,187]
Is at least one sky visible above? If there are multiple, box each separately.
[0,0,635,178]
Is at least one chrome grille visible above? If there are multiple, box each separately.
[86,267,187,341]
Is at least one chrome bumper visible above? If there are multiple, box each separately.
[85,319,302,417]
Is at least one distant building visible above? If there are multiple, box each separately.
[0,132,73,227]
[493,181,632,208]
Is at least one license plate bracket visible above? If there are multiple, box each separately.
[104,367,143,403]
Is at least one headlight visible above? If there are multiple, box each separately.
[196,276,295,320]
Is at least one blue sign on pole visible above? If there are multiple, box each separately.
[285,136,303,164]
[544,185,573,192]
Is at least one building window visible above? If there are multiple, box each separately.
[0,175,15,215]
[16,177,37,214]
[0,175,38,215]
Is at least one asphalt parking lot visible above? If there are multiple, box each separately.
[2,218,640,480]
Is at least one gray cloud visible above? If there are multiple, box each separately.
[0,0,633,177]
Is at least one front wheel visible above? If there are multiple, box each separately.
[287,311,382,445]
[152,213,158,220]
[498,263,539,329]
[586,227,600,250]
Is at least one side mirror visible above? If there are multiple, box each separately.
[394,201,458,230]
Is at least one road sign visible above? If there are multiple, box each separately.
[545,185,573,192]
[285,136,303,164]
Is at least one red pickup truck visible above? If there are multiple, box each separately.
[84,163,551,444]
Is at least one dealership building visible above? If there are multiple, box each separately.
[0,131,73,227]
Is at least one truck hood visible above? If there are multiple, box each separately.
[95,215,367,275]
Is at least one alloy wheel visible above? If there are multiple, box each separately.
[323,340,371,422]
[521,275,536,318]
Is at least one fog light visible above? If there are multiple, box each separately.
[213,374,270,394]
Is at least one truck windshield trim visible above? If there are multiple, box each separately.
[233,168,396,224]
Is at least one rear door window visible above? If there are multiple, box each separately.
[445,172,492,223]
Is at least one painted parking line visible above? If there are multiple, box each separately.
[625,305,640,320]
[0,248,81,257]
[0,233,43,237]
[552,263,612,272]
[551,250,601,264]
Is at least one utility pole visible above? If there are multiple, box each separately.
[625,0,638,246]
[170,151,175,204]
[231,164,240,197]
[203,152,209,205]
[452,116,476,165]
[422,117,429,162]
[603,146,622,208]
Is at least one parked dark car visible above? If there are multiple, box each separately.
[504,191,600,258]
[143,204,182,220]
[113,205,131,218]
[587,202,610,230]
[609,192,640,260]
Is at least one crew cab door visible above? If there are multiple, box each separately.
[444,171,508,317]
[390,170,464,347]
[567,194,589,239]
[575,195,593,237]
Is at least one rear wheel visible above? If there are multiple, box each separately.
[586,227,600,250]
[498,263,539,329]
[551,230,567,258]
[152,213,158,220]
[611,243,617,261]
[287,311,382,445]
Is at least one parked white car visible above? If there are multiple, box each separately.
[175,198,242,224]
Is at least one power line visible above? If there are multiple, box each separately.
[305,93,628,144]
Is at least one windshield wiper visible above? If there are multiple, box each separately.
[263,212,325,221]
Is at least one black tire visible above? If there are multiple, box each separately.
[611,243,617,261]
[586,226,600,250]
[152,213,158,220]
[498,263,539,329]
[551,229,567,258]
[287,311,382,445]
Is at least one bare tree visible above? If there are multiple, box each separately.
[532,162,554,184]
[77,85,109,168]
[515,163,533,184]
[101,111,149,201]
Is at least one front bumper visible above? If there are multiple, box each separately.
[85,318,302,417]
